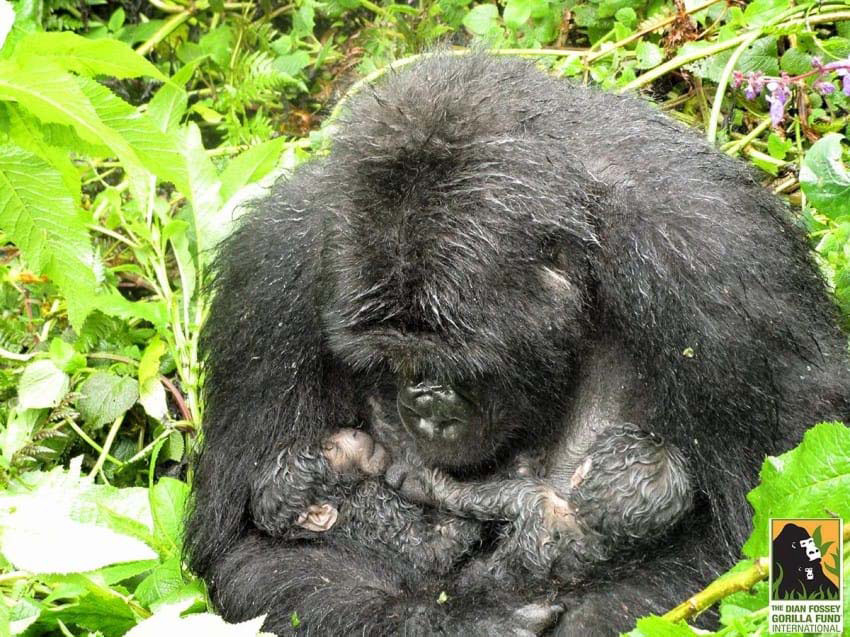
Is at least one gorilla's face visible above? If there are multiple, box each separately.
[320,148,597,468]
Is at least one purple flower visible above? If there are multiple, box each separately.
[813,78,836,95]
[837,68,850,96]
[811,56,825,72]
[732,70,745,89]
[766,79,791,126]
[745,71,765,99]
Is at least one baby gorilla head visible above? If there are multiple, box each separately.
[323,428,390,477]
[257,428,390,537]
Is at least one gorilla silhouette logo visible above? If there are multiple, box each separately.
[772,523,840,600]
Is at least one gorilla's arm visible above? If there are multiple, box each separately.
[389,422,692,584]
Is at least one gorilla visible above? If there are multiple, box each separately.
[185,53,850,635]
[772,524,840,600]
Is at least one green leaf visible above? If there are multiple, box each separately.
[52,574,139,637]
[17,32,165,81]
[463,4,499,36]
[17,359,69,409]
[0,144,100,328]
[1,407,39,461]
[134,555,183,607]
[635,41,664,69]
[147,59,204,134]
[503,0,532,29]
[76,372,139,429]
[149,477,189,556]
[743,422,850,558]
[76,76,190,194]
[0,59,152,206]
[800,133,850,220]
[138,339,166,386]
[49,337,86,374]
[178,123,224,256]
[125,600,267,637]
[743,0,790,26]
[766,133,792,160]
[0,460,156,574]
[220,137,288,202]
[625,615,699,636]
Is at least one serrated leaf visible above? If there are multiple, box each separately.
[17,359,70,409]
[462,4,499,36]
[17,32,165,81]
[125,600,270,637]
[800,133,850,220]
[179,123,224,256]
[219,137,287,202]
[743,422,850,558]
[0,462,156,574]
[76,76,190,194]
[134,555,183,607]
[0,145,99,328]
[147,59,204,134]
[76,372,139,429]
[52,574,139,637]
[149,477,189,555]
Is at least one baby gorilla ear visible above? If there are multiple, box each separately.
[295,503,339,533]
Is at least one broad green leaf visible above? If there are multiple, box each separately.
[51,574,139,637]
[463,4,499,36]
[17,359,69,409]
[766,133,792,160]
[0,59,152,206]
[139,378,167,420]
[49,337,86,374]
[625,615,699,636]
[76,76,190,194]
[134,555,183,607]
[0,460,156,574]
[800,133,850,220]
[743,0,790,26]
[0,0,13,53]
[17,32,165,80]
[76,372,139,430]
[503,0,531,28]
[149,477,189,555]
[1,407,38,461]
[219,137,288,202]
[0,145,99,328]
[147,59,204,134]
[743,422,850,558]
[179,123,224,255]
[125,600,270,637]
[139,339,166,385]
[3,104,82,203]
[635,41,664,69]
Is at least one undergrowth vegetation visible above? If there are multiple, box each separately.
[0,0,849,634]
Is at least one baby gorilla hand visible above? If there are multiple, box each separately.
[385,462,439,506]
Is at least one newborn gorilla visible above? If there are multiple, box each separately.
[252,427,480,576]
[388,422,692,587]
[187,52,850,636]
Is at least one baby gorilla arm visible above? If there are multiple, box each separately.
[387,423,693,584]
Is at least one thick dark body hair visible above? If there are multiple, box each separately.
[186,54,850,635]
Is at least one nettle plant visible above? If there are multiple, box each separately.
[732,56,850,126]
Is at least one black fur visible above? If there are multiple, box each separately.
[186,53,850,635]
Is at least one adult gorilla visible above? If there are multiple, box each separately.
[185,53,850,635]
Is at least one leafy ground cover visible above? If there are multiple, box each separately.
[0,0,849,634]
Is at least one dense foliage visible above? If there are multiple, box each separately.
[0,0,849,634]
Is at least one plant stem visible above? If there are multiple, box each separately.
[64,418,124,467]
[707,31,761,144]
[89,414,124,479]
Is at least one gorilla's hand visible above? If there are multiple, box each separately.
[401,599,564,637]
[385,462,438,506]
